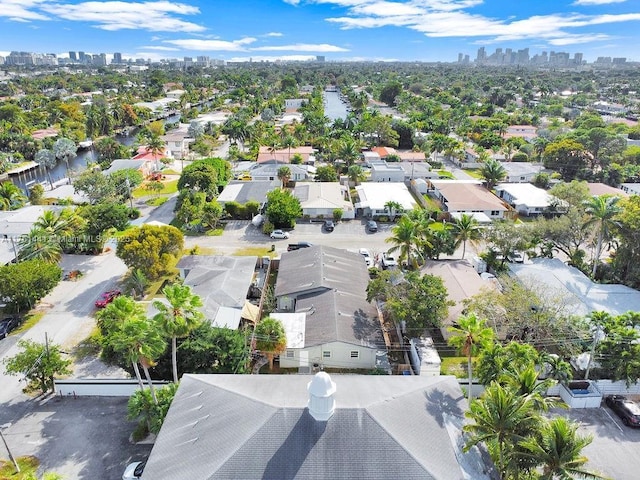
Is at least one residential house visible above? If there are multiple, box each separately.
[369,160,405,182]
[620,183,640,196]
[174,255,262,329]
[140,373,493,479]
[586,183,628,198]
[355,182,417,218]
[257,146,316,164]
[247,160,311,183]
[400,161,438,181]
[501,162,543,183]
[293,182,355,219]
[101,159,151,177]
[165,89,185,100]
[397,150,426,162]
[132,145,166,171]
[503,125,538,141]
[274,245,385,370]
[495,183,564,217]
[217,181,276,206]
[371,146,397,159]
[362,151,381,166]
[284,98,306,110]
[160,130,193,160]
[428,180,508,222]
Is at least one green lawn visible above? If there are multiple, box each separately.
[233,246,277,258]
[132,179,178,198]
[440,356,474,378]
[435,170,454,179]
[463,169,483,179]
[145,197,169,206]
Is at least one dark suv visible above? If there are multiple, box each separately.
[605,395,640,427]
[323,220,335,232]
[287,242,313,251]
[366,220,378,232]
[0,317,20,339]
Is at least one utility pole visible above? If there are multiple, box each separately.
[584,325,605,380]
[45,332,53,393]
[0,423,20,473]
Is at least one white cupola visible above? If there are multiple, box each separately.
[307,371,336,421]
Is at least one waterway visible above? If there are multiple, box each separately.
[323,90,350,122]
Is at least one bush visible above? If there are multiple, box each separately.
[262,220,274,235]
[333,208,343,222]
[512,151,529,162]
[245,200,260,218]
[127,207,140,219]
[224,201,241,218]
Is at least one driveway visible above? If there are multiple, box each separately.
[554,405,640,479]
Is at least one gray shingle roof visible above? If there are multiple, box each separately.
[141,374,494,480]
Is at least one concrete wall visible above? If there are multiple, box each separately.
[55,379,170,397]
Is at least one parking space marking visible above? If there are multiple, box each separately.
[601,407,624,433]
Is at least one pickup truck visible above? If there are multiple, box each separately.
[380,254,398,269]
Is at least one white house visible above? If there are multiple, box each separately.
[428,180,508,221]
[620,183,640,195]
[273,246,386,370]
[501,162,543,183]
[165,89,185,100]
[293,182,355,219]
[355,182,417,218]
[369,160,405,182]
[495,183,562,217]
[247,161,311,183]
[161,130,193,160]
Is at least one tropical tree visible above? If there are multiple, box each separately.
[502,366,559,412]
[384,200,403,221]
[122,269,149,300]
[386,216,422,268]
[336,136,361,166]
[583,195,622,277]
[153,283,204,383]
[347,164,366,185]
[3,339,72,395]
[450,213,482,259]
[519,417,607,480]
[277,166,291,188]
[480,158,507,190]
[53,137,77,180]
[35,148,57,189]
[127,382,179,436]
[106,316,166,404]
[464,382,540,479]
[448,313,494,401]
[0,181,27,211]
[254,316,287,370]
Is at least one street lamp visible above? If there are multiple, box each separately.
[0,423,20,473]
[125,177,133,209]
[584,325,606,380]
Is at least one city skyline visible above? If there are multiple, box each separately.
[1,0,640,63]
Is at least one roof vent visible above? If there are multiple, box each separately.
[307,371,336,422]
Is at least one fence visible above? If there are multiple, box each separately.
[55,379,169,397]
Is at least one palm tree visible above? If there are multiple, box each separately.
[385,216,422,268]
[145,135,165,167]
[277,166,291,189]
[17,227,62,263]
[503,366,559,412]
[520,417,608,480]
[35,148,57,189]
[336,136,361,166]
[153,283,204,383]
[448,313,494,401]
[464,382,540,479]
[96,295,147,336]
[450,213,482,259]
[254,316,287,371]
[347,164,367,186]
[583,195,622,277]
[107,315,166,403]
[0,182,27,210]
[480,158,507,190]
[384,200,403,221]
[35,208,84,240]
[123,269,149,299]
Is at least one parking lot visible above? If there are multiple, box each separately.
[0,396,151,479]
[555,405,640,479]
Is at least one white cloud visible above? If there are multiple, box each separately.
[164,37,257,51]
[252,43,349,52]
[573,0,627,5]
[228,54,317,62]
[41,1,205,32]
[138,45,181,51]
[265,32,284,37]
[0,0,50,21]
[547,33,611,45]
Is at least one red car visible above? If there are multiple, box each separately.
[95,289,121,308]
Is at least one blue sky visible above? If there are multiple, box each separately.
[1,0,640,63]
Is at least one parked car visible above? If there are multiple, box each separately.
[366,220,378,232]
[323,220,335,232]
[95,289,122,308]
[359,248,373,267]
[287,242,313,251]
[380,253,398,270]
[270,229,290,239]
[508,251,525,263]
[0,317,20,339]
[605,395,640,427]
[122,461,145,480]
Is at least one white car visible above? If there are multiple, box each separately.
[123,461,145,480]
[359,248,373,267]
[380,254,398,269]
[508,251,525,263]
[270,229,290,239]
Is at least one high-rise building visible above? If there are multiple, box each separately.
[113,52,122,64]
[78,51,86,63]
[476,47,486,63]
[69,51,77,61]
[316,55,325,62]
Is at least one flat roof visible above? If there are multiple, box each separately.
[355,183,417,210]
[496,183,553,208]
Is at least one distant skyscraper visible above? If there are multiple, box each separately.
[316,55,325,62]
[69,51,77,61]
[113,52,122,64]
[476,47,486,63]
[78,51,86,63]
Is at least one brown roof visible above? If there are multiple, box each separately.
[587,183,629,197]
[31,128,59,140]
[257,145,314,164]
[372,146,397,158]
[398,150,426,161]
[430,181,508,212]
